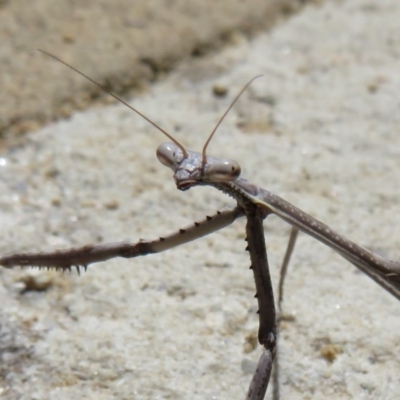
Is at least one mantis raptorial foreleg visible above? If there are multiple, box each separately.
[0,207,244,271]
[245,208,276,400]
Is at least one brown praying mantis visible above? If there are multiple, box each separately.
[1,51,400,399]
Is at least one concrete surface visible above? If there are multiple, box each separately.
[1,0,400,399]
[0,0,306,136]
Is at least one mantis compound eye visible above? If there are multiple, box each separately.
[156,143,180,167]
[205,159,241,182]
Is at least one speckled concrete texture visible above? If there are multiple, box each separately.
[0,0,306,136]
[1,0,400,399]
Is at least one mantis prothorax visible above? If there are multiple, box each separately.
[1,50,400,400]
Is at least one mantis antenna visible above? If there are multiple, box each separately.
[201,74,263,164]
[38,49,189,159]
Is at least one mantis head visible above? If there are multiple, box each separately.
[156,142,241,190]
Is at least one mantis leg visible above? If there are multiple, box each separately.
[278,227,299,308]
[245,207,276,399]
[0,207,244,271]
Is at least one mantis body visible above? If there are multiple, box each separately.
[1,51,400,399]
